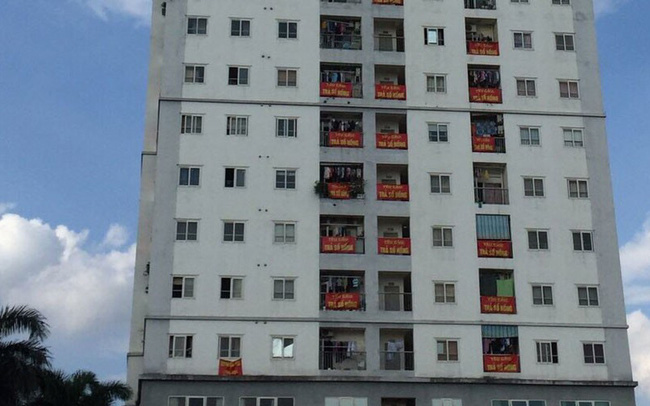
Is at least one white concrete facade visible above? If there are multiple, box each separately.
[127,0,636,405]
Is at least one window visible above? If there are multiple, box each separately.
[520,127,540,145]
[432,400,462,406]
[563,128,584,147]
[433,227,453,247]
[219,335,242,358]
[532,285,553,305]
[240,398,294,406]
[168,335,193,358]
[568,179,589,198]
[220,277,243,299]
[572,231,593,252]
[578,286,599,306]
[492,402,545,406]
[274,222,296,243]
[176,220,198,241]
[169,397,224,406]
[187,17,207,35]
[536,341,559,364]
[276,118,297,138]
[226,116,248,136]
[428,123,449,142]
[184,65,205,83]
[510,0,530,3]
[325,399,368,406]
[434,282,456,303]
[172,276,195,298]
[277,69,297,87]
[224,222,245,242]
[278,21,298,39]
[426,75,447,93]
[559,80,580,99]
[228,66,249,85]
[516,78,536,96]
[272,337,294,358]
[424,28,445,45]
[275,169,296,189]
[561,402,610,406]
[179,167,200,186]
[231,19,250,37]
[583,343,605,364]
[513,32,533,49]
[437,339,459,361]
[527,230,549,250]
[273,278,295,300]
[181,115,203,134]
[552,0,571,4]
[430,174,451,194]
[555,33,575,51]
[523,178,544,197]
[225,168,246,188]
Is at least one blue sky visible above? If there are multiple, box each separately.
[0,0,648,403]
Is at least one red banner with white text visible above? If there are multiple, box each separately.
[472,136,496,152]
[483,354,520,373]
[375,84,406,100]
[329,131,363,148]
[218,358,243,376]
[469,87,502,103]
[372,0,404,5]
[327,183,351,199]
[378,238,411,255]
[481,296,517,314]
[321,236,357,254]
[376,133,408,149]
[477,240,512,258]
[467,41,500,56]
[321,82,353,98]
[377,184,409,201]
[325,293,361,310]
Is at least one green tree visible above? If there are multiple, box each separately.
[29,369,132,406]
[0,305,51,406]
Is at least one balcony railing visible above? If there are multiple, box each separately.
[374,35,405,52]
[375,84,406,100]
[483,354,520,373]
[378,237,411,255]
[475,187,509,205]
[320,131,363,148]
[377,184,409,201]
[472,136,505,153]
[321,34,363,50]
[380,351,414,371]
[465,0,496,9]
[320,348,366,370]
[321,292,366,311]
[378,292,413,311]
[480,296,517,314]
[477,239,513,258]
[466,41,499,56]
[321,236,365,254]
[320,81,363,98]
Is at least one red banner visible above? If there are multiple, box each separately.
[372,0,404,4]
[321,236,357,254]
[378,237,411,255]
[329,131,363,148]
[327,183,351,199]
[218,358,243,376]
[481,296,517,314]
[377,184,409,201]
[321,82,353,98]
[477,240,512,258]
[467,41,500,56]
[375,84,406,100]
[483,354,520,373]
[472,136,496,152]
[376,133,408,149]
[469,87,502,104]
[325,292,361,310]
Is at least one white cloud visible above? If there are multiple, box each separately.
[620,215,650,306]
[629,311,650,400]
[102,223,129,248]
[0,202,16,215]
[594,0,631,17]
[0,213,135,356]
[75,0,151,23]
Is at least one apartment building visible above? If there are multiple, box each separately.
[126,0,636,405]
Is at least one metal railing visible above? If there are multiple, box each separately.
[320,348,366,370]
[474,187,509,205]
[373,35,405,52]
[378,292,413,311]
[321,34,363,50]
[465,0,496,9]
[380,351,414,371]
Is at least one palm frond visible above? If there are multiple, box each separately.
[0,305,50,340]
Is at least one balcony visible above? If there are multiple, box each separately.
[318,163,364,199]
[374,19,405,52]
[320,272,366,311]
[377,164,409,201]
[320,328,366,371]
[380,329,414,371]
[474,164,508,205]
[321,63,363,98]
[321,17,362,50]
[320,216,365,254]
[480,269,516,314]
[468,66,502,103]
[465,0,496,10]
[466,18,499,56]
[476,214,513,258]
[375,65,406,100]
[379,272,412,311]
[378,217,410,255]
[471,113,505,153]
[482,325,520,373]
[320,112,363,148]
[376,113,408,149]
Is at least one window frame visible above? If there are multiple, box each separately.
[434,282,456,304]
[532,284,554,306]
[168,335,193,358]
[572,230,594,252]
[523,177,545,197]
[563,128,584,147]
[536,340,559,364]
[559,80,580,99]
[228,66,250,86]
[187,16,208,35]
[519,126,541,146]
[226,115,248,136]
[273,278,296,300]
[527,229,549,250]
[513,31,533,50]
[432,226,454,248]
[582,342,606,365]
[552,0,571,4]
[276,117,298,138]
[277,68,298,87]
[223,221,246,242]
[436,338,459,362]
[567,179,589,199]
[430,173,452,194]
[239,398,295,406]
[184,65,205,84]
[179,166,201,187]
[172,276,196,299]
[181,114,203,134]
[555,33,575,51]
[278,20,298,39]
[428,123,449,143]
[426,74,447,93]
[225,167,247,188]
[275,169,297,190]
[274,222,296,243]
[424,27,445,46]
[220,277,244,299]
[176,220,199,241]
[219,335,242,358]
[271,336,295,359]
[577,285,599,307]
[516,78,537,97]
[168,396,225,406]
[230,19,251,37]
